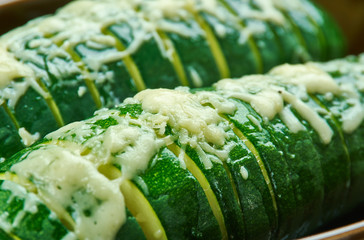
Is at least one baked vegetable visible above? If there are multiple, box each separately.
[0,0,345,160]
[0,54,363,239]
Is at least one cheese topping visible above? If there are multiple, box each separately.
[136,88,229,145]
[247,114,263,131]
[18,128,40,146]
[219,58,364,140]
[315,54,364,133]
[270,63,340,94]
[0,181,40,230]
[240,166,249,180]
[9,87,239,236]
[338,82,364,133]
[11,144,126,240]
[282,91,333,144]
[0,0,298,106]
[4,57,364,239]
[10,106,163,239]
[215,75,284,120]
[226,0,285,25]
[215,63,346,144]
[46,109,164,171]
[0,1,363,238]
[0,49,49,107]
[238,20,267,44]
[0,49,33,89]
[189,66,204,87]
[279,106,305,133]
[341,100,364,133]
[103,123,164,180]
[135,88,236,168]
[77,86,87,97]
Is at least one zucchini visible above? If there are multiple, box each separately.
[0,0,345,160]
[0,179,73,239]
[0,54,363,239]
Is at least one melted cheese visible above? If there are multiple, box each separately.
[46,108,164,174]
[0,0,137,107]
[226,0,284,25]
[216,61,364,141]
[18,128,40,146]
[103,124,164,180]
[11,144,126,240]
[137,0,193,21]
[0,212,11,234]
[1,1,363,238]
[314,54,364,133]
[279,106,305,133]
[247,114,262,131]
[136,88,234,146]
[61,233,77,240]
[189,67,204,87]
[215,64,339,143]
[5,58,364,239]
[338,82,364,133]
[215,76,284,120]
[77,86,87,97]
[269,63,340,94]
[0,181,40,230]
[282,91,333,144]
[0,50,32,89]
[254,0,285,23]
[341,100,364,133]
[0,49,49,107]
[9,100,186,237]
[238,20,266,44]
[135,88,236,169]
[240,166,249,180]
[0,0,305,107]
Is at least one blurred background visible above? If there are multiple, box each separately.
[315,0,364,55]
[0,0,72,34]
[0,0,363,54]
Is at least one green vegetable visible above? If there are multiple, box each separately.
[0,0,345,160]
[0,179,71,239]
[0,54,363,239]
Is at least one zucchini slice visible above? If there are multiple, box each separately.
[0,0,346,160]
[0,179,72,240]
[1,54,364,239]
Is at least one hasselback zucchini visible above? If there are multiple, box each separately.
[0,0,345,160]
[0,54,363,239]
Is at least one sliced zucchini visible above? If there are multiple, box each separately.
[0,0,346,160]
[1,54,364,239]
[0,179,71,240]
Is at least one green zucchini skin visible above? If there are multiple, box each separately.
[135,147,222,240]
[0,55,363,239]
[116,209,146,240]
[0,0,345,160]
[0,108,23,160]
[0,179,72,240]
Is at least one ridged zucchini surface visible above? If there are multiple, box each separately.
[0,54,363,239]
[0,0,345,160]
